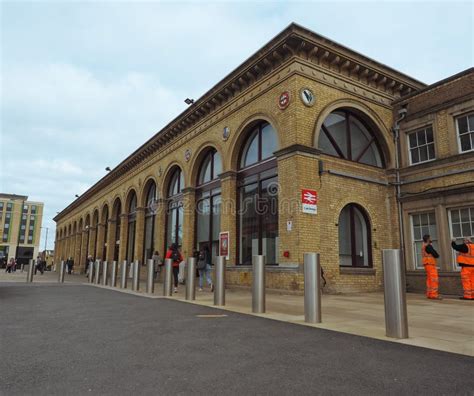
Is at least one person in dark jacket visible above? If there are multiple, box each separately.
[421,234,441,299]
[165,243,183,293]
[197,245,213,292]
[451,238,474,300]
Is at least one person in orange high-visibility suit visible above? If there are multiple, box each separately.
[421,234,442,300]
[451,237,474,300]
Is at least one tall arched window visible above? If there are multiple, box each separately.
[238,121,279,265]
[85,214,91,258]
[101,205,109,260]
[126,192,137,263]
[196,149,222,263]
[143,181,157,262]
[166,167,184,249]
[113,199,121,261]
[318,109,384,167]
[338,204,372,267]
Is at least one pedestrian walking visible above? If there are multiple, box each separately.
[152,251,163,280]
[85,255,93,277]
[197,245,213,292]
[6,257,14,273]
[451,237,474,300]
[12,258,17,272]
[67,257,74,274]
[421,234,441,300]
[165,243,183,293]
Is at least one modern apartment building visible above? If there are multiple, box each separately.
[0,194,44,265]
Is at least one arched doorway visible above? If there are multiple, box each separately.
[101,205,109,260]
[338,204,372,267]
[126,191,137,263]
[238,121,279,265]
[143,181,157,263]
[165,167,184,250]
[112,199,121,261]
[318,109,385,167]
[195,148,222,263]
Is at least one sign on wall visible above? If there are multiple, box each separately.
[301,189,318,214]
[219,231,230,259]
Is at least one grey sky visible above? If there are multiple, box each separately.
[1,1,472,249]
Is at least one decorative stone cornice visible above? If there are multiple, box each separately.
[182,187,196,194]
[54,23,425,222]
[274,144,321,159]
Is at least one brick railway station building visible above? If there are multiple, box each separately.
[54,24,474,294]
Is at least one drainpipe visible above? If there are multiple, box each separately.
[392,107,407,267]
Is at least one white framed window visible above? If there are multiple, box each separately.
[449,207,474,270]
[456,112,474,153]
[410,212,438,269]
[408,126,435,165]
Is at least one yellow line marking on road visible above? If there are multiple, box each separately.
[196,314,228,318]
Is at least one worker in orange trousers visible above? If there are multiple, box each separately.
[451,237,474,300]
[421,234,442,300]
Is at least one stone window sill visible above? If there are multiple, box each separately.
[339,267,376,275]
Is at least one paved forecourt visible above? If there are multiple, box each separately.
[1,283,473,395]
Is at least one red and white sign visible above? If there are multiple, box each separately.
[278,91,290,110]
[219,231,230,259]
[301,189,318,214]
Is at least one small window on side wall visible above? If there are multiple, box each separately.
[408,126,435,165]
[456,113,474,153]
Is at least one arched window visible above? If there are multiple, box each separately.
[318,109,384,167]
[113,200,121,261]
[143,181,157,263]
[238,121,279,265]
[92,210,99,259]
[101,205,109,260]
[166,167,184,249]
[85,214,91,258]
[338,204,372,267]
[126,192,137,263]
[196,149,222,263]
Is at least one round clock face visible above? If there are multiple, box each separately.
[300,88,315,107]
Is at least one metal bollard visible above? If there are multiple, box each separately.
[102,261,108,286]
[304,253,322,323]
[382,249,409,339]
[120,261,128,289]
[88,260,94,283]
[94,260,100,284]
[146,259,155,294]
[214,256,226,306]
[110,261,118,287]
[185,257,196,301]
[132,260,140,292]
[58,260,65,283]
[26,259,35,283]
[252,255,266,313]
[163,258,172,296]
[21,264,25,272]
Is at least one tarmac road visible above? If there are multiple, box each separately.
[0,283,472,395]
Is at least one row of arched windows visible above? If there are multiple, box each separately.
[58,108,383,268]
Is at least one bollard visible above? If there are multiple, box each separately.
[382,249,409,339]
[102,261,108,286]
[58,260,65,283]
[94,260,100,284]
[110,261,118,287]
[214,256,226,306]
[185,257,196,301]
[26,259,35,283]
[146,259,155,294]
[304,253,322,323]
[132,260,140,292]
[120,261,128,289]
[163,258,172,296]
[252,255,266,313]
[21,264,25,272]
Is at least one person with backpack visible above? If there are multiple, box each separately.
[197,245,213,292]
[165,243,183,293]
